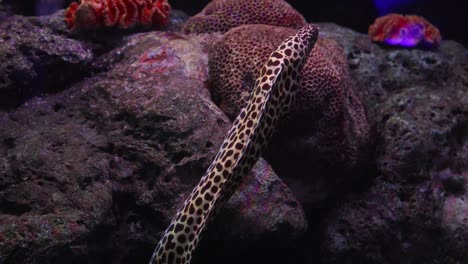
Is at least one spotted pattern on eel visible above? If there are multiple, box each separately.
[149,24,319,264]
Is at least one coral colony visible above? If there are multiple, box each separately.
[182,0,307,34]
[209,24,368,164]
[368,13,441,48]
[65,0,171,30]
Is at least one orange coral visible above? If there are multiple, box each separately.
[369,13,441,48]
[183,0,306,34]
[64,0,171,30]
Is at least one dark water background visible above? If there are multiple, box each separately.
[3,0,467,47]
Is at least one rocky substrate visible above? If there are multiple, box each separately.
[0,8,467,264]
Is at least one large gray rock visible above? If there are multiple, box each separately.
[0,3,13,21]
[0,12,94,110]
[318,23,468,264]
[0,8,191,111]
[0,28,306,263]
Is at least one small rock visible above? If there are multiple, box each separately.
[0,13,94,110]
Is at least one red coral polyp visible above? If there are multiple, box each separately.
[369,14,441,48]
[65,0,171,30]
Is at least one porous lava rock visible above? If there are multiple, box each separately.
[0,8,194,112]
[0,13,94,110]
[208,24,370,176]
[0,3,13,21]
[183,0,306,34]
[316,23,468,264]
[0,29,306,263]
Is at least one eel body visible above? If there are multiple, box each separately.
[150,24,319,264]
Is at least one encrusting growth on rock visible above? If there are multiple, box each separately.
[209,24,369,166]
[183,0,307,34]
[149,24,319,264]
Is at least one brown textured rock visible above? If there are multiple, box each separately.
[209,24,370,171]
[195,158,307,263]
[0,13,94,110]
[317,23,468,264]
[0,3,13,22]
[0,29,306,263]
[183,0,306,34]
[0,9,192,111]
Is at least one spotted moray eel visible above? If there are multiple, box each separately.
[149,24,319,264]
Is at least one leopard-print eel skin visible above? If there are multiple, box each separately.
[149,24,319,264]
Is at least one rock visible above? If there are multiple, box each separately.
[0,12,94,110]
[166,9,191,32]
[0,29,306,263]
[214,158,306,239]
[317,23,468,263]
[0,9,191,111]
[0,0,32,16]
[0,3,13,22]
[195,158,307,263]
